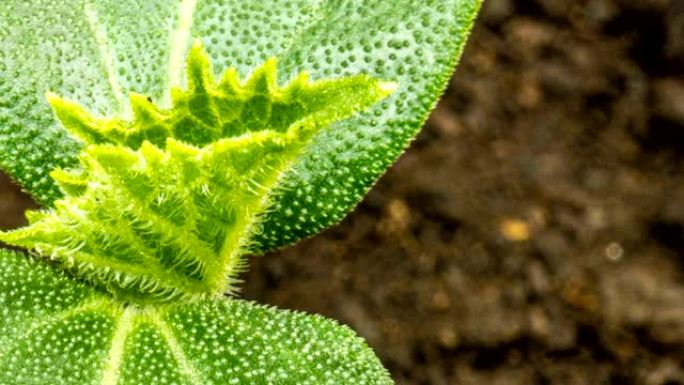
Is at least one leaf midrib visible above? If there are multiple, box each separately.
[84,1,125,112]
[96,304,205,385]
[165,0,199,103]
[100,306,136,385]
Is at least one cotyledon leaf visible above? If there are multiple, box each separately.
[0,42,394,303]
[0,0,481,253]
[0,248,392,385]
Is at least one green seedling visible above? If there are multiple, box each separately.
[0,1,480,384]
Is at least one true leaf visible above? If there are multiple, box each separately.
[0,248,392,385]
[0,0,481,253]
[0,42,393,302]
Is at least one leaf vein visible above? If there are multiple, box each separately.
[100,306,137,385]
[84,1,125,112]
[165,0,199,102]
[154,317,204,385]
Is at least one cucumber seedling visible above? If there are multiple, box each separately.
[0,1,480,384]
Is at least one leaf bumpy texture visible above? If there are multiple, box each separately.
[0,249,392,385]
[0,0,481,253]
[0,1,481,384]
[0,42,394,303]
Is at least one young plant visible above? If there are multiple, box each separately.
[0,1,480,384]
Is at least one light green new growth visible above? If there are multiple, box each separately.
[0,0,482,255]
[0,42,395,303]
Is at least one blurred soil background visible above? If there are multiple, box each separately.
[2,0,684,384]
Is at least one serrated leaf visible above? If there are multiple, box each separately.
[0,0,481,253]
[0,248,392,385]
[0,43,391,302]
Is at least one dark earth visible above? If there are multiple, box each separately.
[2,0,684,384]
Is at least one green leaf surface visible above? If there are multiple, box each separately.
[0,248,392,385]
[0,0,481,253]
[0,43,391,302]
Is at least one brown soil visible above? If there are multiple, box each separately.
[2,1,684,384]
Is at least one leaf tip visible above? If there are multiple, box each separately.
[44,90,61,105]
[378,81,399,96]
[45,92,112,145]
[247,57,279,94]
[187,39,214,91]
[130,92,164,120]
[45,91,75,117]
